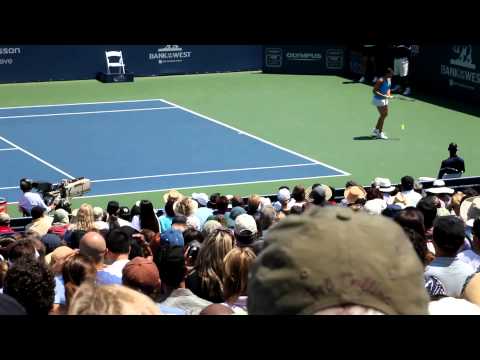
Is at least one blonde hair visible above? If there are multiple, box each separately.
[174,197,198,217]
[73,204,96,232]
[223,247,256,303]
[195,228,234,300]
[68,282,161,315]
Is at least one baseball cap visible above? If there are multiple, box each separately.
[235,214,258,235]
[277,188,291,202]
[192,193,209,207]
[53,209,69,224]
[41,233,62,254]
[248,206,429,315]
[122,257,160,294]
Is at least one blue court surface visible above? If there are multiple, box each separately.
[0,99,350,202]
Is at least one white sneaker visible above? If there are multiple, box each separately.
[372,76,378,83]
[359,76,365,83]
[391,85,401,92]
[372,128,380,137]
[403,87,411,96]
[379,132,388,140]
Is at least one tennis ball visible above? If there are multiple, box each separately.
[401,124,405,130]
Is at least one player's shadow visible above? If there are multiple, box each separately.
[342,80,359,84]
[353,136,400,141]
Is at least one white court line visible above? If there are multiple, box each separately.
[160,98,351,176]
[0,135,74,179]
[91,163,317,183]
[72,174,349,200]
[0,98,167,110]
[0,106,176,120]
[0,148,17,151]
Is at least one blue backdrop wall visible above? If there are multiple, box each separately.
[0,45,262,83]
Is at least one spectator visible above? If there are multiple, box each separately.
[234,214,259,249]
[7,239,37,263]
[62,253,96,309]
[460,196,480,230]
[46,246,76,314]
[68,282,161,315]
[103,228,132,281]
[18,178,51,216]
[106,201,132,229]
[291,185,306,208]
[118,206,132,222]
[222,247,256,314]
[41,233,63,255]
[25,206,54,237]
[450,191,465,217]
[225,206,246,229]
[273,188,295,214]
[202,220,222,239]
[174,197,200,230]
[4,257,55,315]
[246,195,262,216]
[438,143,465,179]
[186,228,234,302]
[424,216,474,297]
[159,198,176,232]
[0,293,26,315]
[372,178,396,205]
[213,196,229,216]
[208,193,221,210]
[132,200,160,233]
[247,206,429,314]
[399,176,423,208]
[192,192,213,227]
[48,208,70,239]
[0,213,15,236]
[156,246,211,314]
[457,217,480,272]
[309,184,331,207]
[65,204,97,248]
[257,205,276,239]
[343,186,367,211]
[230,195,245,209]
[170,215,189,233]
[417,195,439,247]
[93,207,109,231]
[79,231,118,285]
[122,257,185,315]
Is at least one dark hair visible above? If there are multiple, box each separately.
[62,253,96,306]
[394,208,426,237]
[208,193,221,209]
[130,204,141,218]
[292,185,305,202]
[448,143,458,153]
[106,201,119,216]
[417,196,439,229]
[433,216,465,256]
[473,217,480,238]
[159,246,185,288]
[30,206,45,220]
[19,179,32,193]
[4,258,55,315]
[183,228,204,246]
[401,176,415,191]
[106,228,131,254]
[385,67,394,74]
[122,226,143,259]
[401,227,427,266]
[278,186,290,191]
[462,188,478,199]
[108,213,120,231]
[118,207,131,222]
[289,205,304,215]
[139,200,159,233]
[0,237,16,260]
[230,195,244,208]
[345,181,359,188]
[366,187,384,200]
[215,196,229,215]
[164,199,176,218]
[7,239,36,262]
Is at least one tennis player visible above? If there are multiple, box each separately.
[372,68,394,140]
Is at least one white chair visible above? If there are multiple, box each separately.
[105,50,125,75]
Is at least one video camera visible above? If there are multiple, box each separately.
[26,177,91,213]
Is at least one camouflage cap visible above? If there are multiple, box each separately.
[247,206,429,315]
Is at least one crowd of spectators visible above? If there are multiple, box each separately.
[1,174,480,315]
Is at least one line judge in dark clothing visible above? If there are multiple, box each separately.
[438,143,465,179]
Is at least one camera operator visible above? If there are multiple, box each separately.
[18,179,55,216]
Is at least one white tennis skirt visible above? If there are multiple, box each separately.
[394,57,409,77]
[372,97,388,107]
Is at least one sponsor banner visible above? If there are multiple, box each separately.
[263,45,346,74]
[0,45,262,83]
[412,44,480,103]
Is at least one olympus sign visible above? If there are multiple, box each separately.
[286,52,322,61]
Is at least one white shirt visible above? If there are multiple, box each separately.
[103,259,130,279]
[425,257,475,297]
[18,191,48,214]
[457,250,480,272]
[401,190,423,207]
[429,297,480,315]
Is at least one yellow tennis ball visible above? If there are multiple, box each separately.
[401,124,405,130]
